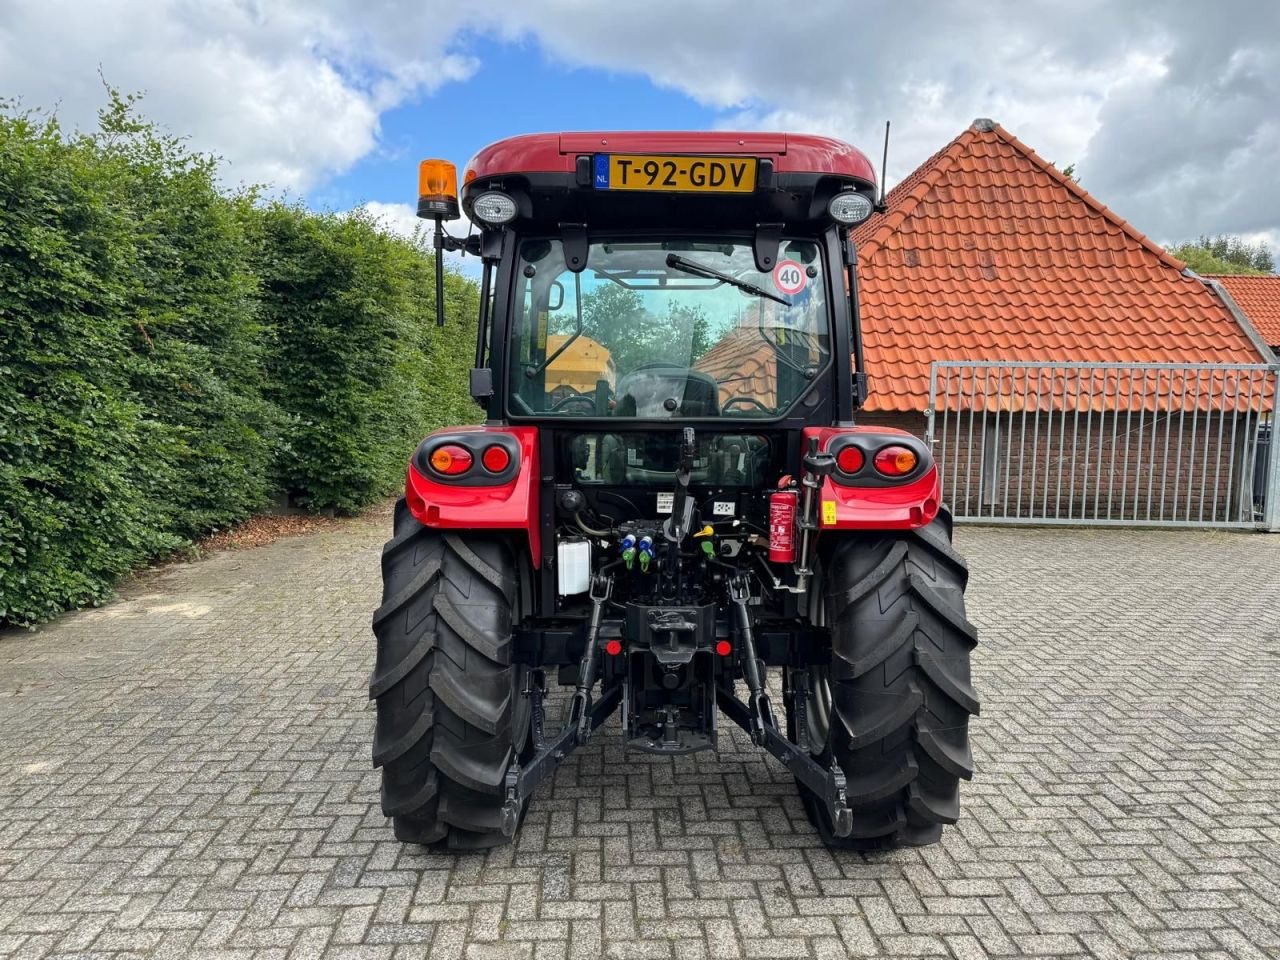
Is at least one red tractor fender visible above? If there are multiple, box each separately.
[404,425,541,567]
[802,426,941,530]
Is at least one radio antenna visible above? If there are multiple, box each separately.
[877,120,891,211]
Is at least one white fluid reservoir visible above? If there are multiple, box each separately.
[557,539,592,595]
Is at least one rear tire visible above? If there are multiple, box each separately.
[370,498,532,850]
[790,510,979,848]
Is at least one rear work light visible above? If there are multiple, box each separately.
[471,191,517,225]
[835,446,865,474]
[873,445,918,477]
[481,444,511,473]
[828,191,874,224]
[429,444,473,476]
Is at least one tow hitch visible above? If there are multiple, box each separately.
[724,572,852,836]
[500,584,854,839]
[500,470,853,837]
[500,676,622,837]
[717,683,854,838]
[506,678,858,842]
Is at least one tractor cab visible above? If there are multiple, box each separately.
[370,133,978,853]
[449,132,877,427]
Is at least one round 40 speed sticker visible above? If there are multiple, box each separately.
[772,259,807,296]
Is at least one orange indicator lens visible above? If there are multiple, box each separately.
[873,445,918,477]
[429,444,473,475]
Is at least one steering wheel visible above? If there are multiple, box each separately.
[550,393,598,413]
[723,396,770,412]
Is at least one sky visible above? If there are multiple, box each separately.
[2,0,1278,260]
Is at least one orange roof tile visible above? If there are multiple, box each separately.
[1203,274,1280,348]
[847,119,1269,413]
[696,327,778,407]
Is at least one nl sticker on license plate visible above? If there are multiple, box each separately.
[594,154,757,193]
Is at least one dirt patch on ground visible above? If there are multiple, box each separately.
[198,513,343,552]
[197,499,396,553]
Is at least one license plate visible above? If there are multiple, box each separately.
[594,154,757,193]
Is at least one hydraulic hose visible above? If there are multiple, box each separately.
[574,513,612,538]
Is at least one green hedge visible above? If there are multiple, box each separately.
[0,96,479,626]
[252,205,479,513]
[107,99,276,540]
[1,106,176,625]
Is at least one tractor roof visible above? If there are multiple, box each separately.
[460,132,877,230]
[463,131,876,186]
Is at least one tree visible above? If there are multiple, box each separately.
[1169,235,1274,275]
[651,300,713,365]
[573,283,712,372]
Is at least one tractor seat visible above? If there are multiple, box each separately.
[614,364,720,418]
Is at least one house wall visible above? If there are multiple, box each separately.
[854,410,1260,523]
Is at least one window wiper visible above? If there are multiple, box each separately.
[750,299,823,380]
[665,254,791,307]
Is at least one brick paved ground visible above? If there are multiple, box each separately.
[2,518,1278,960]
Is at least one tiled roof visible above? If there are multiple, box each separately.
[847,120,1269,412]
[695,326,778,407]
[1203,274,1280,348]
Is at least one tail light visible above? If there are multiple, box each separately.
[873,445,918,477]
[429,444,473,476]
[411,432,522,488]
[835,446,864,474]
[768,489,798,562]
[481,444,511,473]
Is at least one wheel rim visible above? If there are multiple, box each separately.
[510,560,534,760]
[799,566,832,756]
[511,668,533,759]
[803,667,832,753]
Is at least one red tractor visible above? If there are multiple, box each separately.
[371,133,978,850]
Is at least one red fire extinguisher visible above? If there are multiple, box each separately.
[768,486,798,563]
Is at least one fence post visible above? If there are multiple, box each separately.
[1265,370,1280,532]
[925,362,938,445]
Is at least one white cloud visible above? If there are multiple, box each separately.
[472,0,1148,184]
[361,201,428,242]
[1076,5,1280,247]
[472,0,1278,253]
[356,202,482,277]
[2,0,1276,255]
[0,0,475,191]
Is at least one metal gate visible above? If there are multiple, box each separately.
[925,361,1280,530]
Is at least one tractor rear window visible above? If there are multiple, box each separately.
[507,238,831,419]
